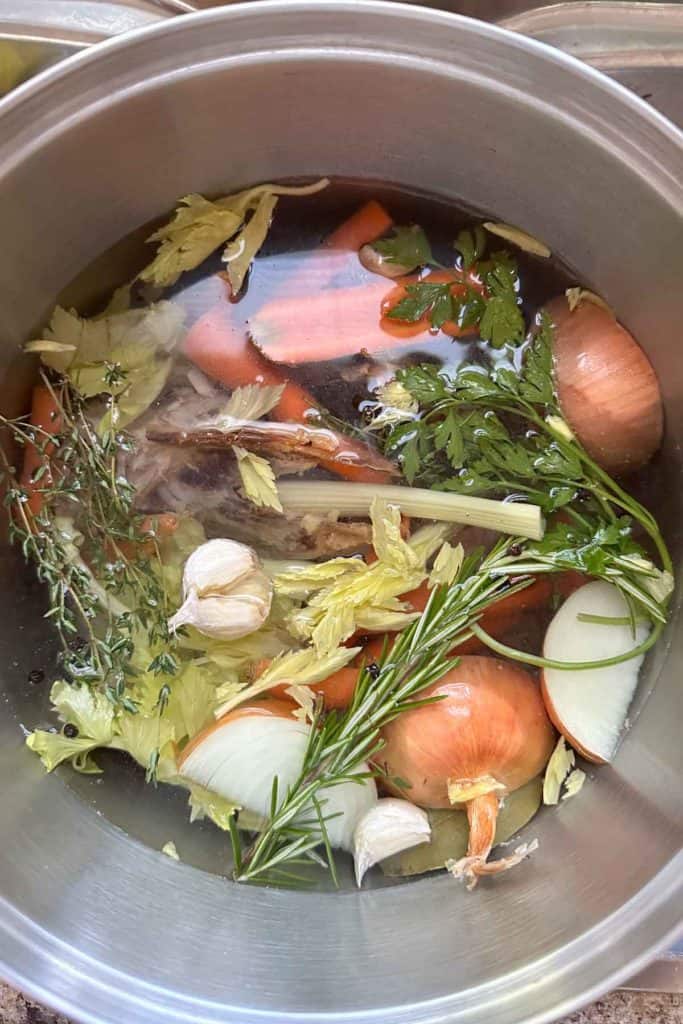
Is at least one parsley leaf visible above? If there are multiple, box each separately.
[386,281,485,331]
[478,257,525,349]
[387,282,453,324]
[454,226,487,270]
[518,313,554,405]
[385,246,524,348]
[373,225,438,270]
[434,410,465,468]
[399,432,421,485]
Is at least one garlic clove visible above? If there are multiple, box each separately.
[353,798,431,886]
[169,590,270,640]
[169,539,273,640]
[183,538,260,598]
[317,764,377,854]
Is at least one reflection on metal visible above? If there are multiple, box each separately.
[500,1,683,68]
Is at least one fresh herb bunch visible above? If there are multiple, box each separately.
[384,224,525,349]
[0,373,177,710]
[383,316,671,574]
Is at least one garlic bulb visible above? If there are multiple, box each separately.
[168,538,272,640]
[353,798,431,886]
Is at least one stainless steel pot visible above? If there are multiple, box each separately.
[0,4,681,1023]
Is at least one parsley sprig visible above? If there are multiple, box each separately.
[384,315,672,590]
[384,227,525,347]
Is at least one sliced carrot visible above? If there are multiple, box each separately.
[19,385,62,518]
[381,269,484,340]
[184,303,396,483]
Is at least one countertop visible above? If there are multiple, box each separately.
[1,984,682,1024]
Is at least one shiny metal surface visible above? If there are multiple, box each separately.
[0,4,681,1023]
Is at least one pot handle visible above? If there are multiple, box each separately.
[497,1,683,71]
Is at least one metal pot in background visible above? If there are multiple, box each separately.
[0,3,681,1023]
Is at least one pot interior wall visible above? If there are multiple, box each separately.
[0,6,681,1023]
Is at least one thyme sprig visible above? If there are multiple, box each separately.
[0,372,177,710]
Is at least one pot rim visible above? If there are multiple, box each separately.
[0,4,681,1023]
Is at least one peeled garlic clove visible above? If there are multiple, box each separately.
[168,538,272,640]
[353,798,431,886]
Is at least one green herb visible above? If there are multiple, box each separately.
[384,242,524,348]
[454,226,487,270]
[477,256,525,348]
[373,225,439,270]
[385,280,484,330]
[384,315,672,621]
[139,178,330,292]
[0,375,177,706]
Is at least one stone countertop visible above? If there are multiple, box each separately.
[1,985,682,1024]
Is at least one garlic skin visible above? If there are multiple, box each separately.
[168,538,272,640]
[353,798,431,886]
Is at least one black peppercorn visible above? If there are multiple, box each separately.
[508,544,522,557]
[28,668,45,685]
[367,662,381,680]
[63,723,79,739]
[576,487,592,502]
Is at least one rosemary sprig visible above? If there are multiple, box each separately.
[0,372,177,712]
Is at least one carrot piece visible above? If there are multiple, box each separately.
[381,269,483,340]
[19,385,62,518]
[251,267,485,367]
[362,573,569,659]
[184,303,396,483]
[271,666,359,710]
[249,279,412,365]
[324,199,394,252]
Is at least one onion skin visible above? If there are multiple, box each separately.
[546,296,663,475]
[379,656,555,887]
[380,656,555,809]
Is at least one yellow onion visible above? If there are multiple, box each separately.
[546,296,662,475]
[379,656,555,887]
